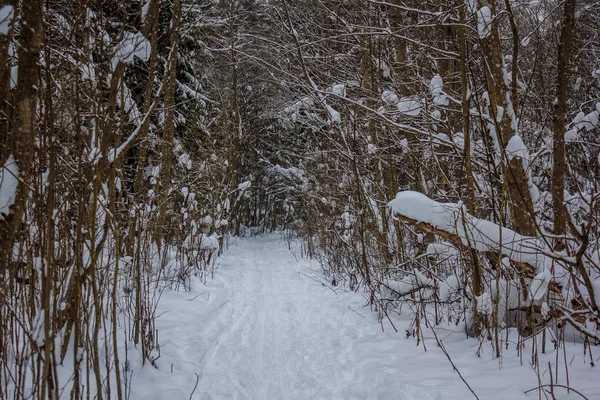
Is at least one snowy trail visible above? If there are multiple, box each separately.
[189,237,360,400]
[131,236,597,400]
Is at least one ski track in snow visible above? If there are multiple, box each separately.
[131,235,599,400]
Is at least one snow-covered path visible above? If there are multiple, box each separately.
[130,235,597,400]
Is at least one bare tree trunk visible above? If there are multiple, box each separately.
[389,1,424,194]
[552,0,576,242]
[155,0,182,246]
[0,0,14,163]
[132,0,158,346]
[0,0,43,278]
[40,27,57,399]
[390,0,410,96]
[478,0,536,236]
[457,1,483,298]
[229,7,243,237]
[362,28,392,265]
[458,0,475,214]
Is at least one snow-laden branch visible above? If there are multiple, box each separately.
[387,192,600,335]
[387,191,548,276]
[106,76,166,164]
[365,0,445,17]
[112,32,151,70]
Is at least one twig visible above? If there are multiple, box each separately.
[430,326,480,400]
[524,384,589,399]
[374,296,398,333]
[186,291,208,301]
[298,271,338,295]
[348,306,365,318]
[189,372,200,400]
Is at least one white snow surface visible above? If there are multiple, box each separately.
[0,155,19,215]
[506,135,529,162]
[572,105,600,132]
[0,5,14,35]
[199,233,220,251]
[477,6,492,39]
[128,235,599,400]
[10,64,17,89]
[429,74,443,97]
[467,0,478,14]
[381,90,398,105]
[141,1,150,22]
[326,104,341,123]
[237,180,251,191]
[397,98,422,116]
[330,83,346,97]
[112,31,151,69]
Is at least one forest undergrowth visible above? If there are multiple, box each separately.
[1,0,599,398]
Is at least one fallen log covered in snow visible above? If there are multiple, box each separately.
[387,191,552,277]
[387,191,600,335]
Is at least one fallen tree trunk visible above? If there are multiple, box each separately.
[390,210,537,277]
[387,191,545,276]
[387,191,600,332]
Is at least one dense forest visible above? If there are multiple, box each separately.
[1,0,599,398]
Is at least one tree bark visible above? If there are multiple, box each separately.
[458,0,475,214]
[552,0,576,241]
[0,0,14,163]
[478,0,536,236]
[0,0,43,277]
[390,0,410,96]
[155,0,181,246]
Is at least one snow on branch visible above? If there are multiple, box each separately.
[112,32,151,70]
[387,191,547,276]
[567,103,600,141]
[106,77,166,164]
[506,135,540,206]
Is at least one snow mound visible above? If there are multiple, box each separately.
[572,106,600,132]
[237,180,251,191]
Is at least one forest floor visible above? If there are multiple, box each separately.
[129,235,599,400]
